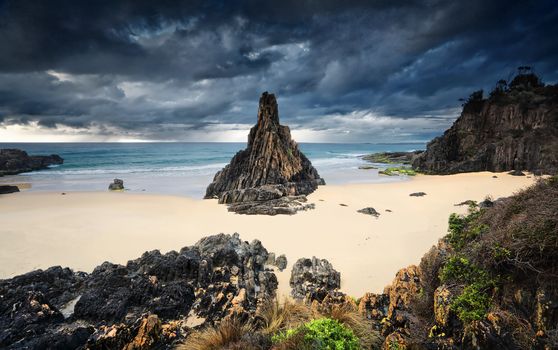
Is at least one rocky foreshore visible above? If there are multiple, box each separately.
[0,148,63,177]
[205,92,325,215]
[361,151,423,165]
[1,177,556,349]
[0,233,278,349]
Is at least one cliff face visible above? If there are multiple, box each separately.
[205,92,324,215]
[0,149,63,176]
[413,74,558,174]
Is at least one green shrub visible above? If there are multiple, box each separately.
[447,207,487,250]
[491,244,512,261]
[272,318,360,350]
[451,282,493,323]
[439,257,496,324]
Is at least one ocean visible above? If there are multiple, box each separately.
[0,142,425,198]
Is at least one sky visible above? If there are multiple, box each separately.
[0,0,557,143]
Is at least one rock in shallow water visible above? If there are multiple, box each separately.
[0,148,63,176]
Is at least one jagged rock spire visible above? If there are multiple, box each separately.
[204,92,325,215]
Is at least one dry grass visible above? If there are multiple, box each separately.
[474,177,558,278]
[180,298,383,350]
[256,298,316,336]
[178,317,255,350]
[324,303,383,349]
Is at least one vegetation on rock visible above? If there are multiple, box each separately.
[272,318,360,350]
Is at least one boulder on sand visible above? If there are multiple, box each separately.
[290,257,340,300]
[0,185,19,194]
[108,179,124,191]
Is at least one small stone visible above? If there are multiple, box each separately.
[276,255,287,271]
[409,192,426,197]
[357,207,380,217]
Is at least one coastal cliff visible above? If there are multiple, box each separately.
[205,92,325,215]
[413,72,558,174]
[0,149,63,176]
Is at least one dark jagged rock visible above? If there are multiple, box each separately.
[357,207,380,217]
[0,185,19,194]
[205,92,325,215]
[409,192,426,197]
[413,73,558,175]
[227,194,315,215]
[108,178,125,191]
[290,257,340,300]
[275,254,288,272]
[0,233,278,349]
[0,148,63,176]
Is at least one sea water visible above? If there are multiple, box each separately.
[0,142,425,198]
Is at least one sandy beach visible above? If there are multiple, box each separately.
[0,172,538,298]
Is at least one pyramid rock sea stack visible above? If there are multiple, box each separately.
[413,72,558,174]
[205,92,325,215]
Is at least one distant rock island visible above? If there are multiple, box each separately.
[205,92,325,215]
[0,148,63,176]
[413,70,558,174]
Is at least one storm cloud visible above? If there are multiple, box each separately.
[0,0,557,142]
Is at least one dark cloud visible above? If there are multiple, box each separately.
[0,0,557,141]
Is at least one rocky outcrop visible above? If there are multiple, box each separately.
[362,151,423,165]
[0,148,63,176]
[413,73,558,174]
[289,257,340,301]
[0,185,19,194]
[205,92,325,215]
[0,233,278,349]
